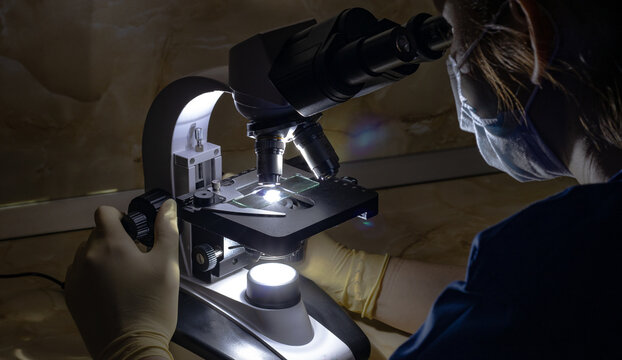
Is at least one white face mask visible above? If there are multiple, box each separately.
[447,55,571,182]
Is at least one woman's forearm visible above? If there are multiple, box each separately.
[374,258,466,334]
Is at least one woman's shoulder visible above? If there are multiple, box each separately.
[477,175,622,250]
[465,177,622,296]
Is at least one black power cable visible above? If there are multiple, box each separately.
[0,272,65,289]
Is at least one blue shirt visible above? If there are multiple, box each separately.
[391,170,622,360]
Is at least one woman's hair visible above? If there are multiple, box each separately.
[459,0,622,150]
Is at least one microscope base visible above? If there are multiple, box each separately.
[173,275,370,360]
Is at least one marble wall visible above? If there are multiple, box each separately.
[0,0,473,205]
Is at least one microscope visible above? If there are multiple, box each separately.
[121,7,451,360]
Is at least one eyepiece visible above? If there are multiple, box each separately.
[255,136,286,186]
[293,121,339,180]
[360,26,415,74]
[334,26,417,88]
[331,13,452,91]
[406,14,452,61]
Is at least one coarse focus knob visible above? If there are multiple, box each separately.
[192,243,219,272]
[121,189,172,248]
[124,211,150,241]
[194,190,217,207]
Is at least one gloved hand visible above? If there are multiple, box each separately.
[65,199,180,360]
[294,232,389,319]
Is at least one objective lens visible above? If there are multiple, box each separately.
[255,136,286,186]
[293,122,340,180]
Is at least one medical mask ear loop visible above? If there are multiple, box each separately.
[456,0,511,70]
[521,3,561,128]
[523,0,560,106]
[452,0,511,128]
[518,9,571,176]
[456,0,562,129]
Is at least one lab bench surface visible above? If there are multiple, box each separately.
[0,173,575,359]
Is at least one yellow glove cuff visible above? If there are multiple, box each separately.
[342,251,390,319]
[362,252,390,319]
[296,233,390,320]
[96,330,173,360]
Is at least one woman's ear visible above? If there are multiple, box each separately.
[511,0,555,85]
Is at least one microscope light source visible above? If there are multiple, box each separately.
[249,263,297,287]
[246,263,301,309]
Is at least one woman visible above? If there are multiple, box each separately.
[385,0,622,357]
[64,0,622,359]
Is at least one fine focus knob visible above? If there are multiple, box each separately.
[192,243,219,272]
[194,190,217,207]
[121,189,172,248]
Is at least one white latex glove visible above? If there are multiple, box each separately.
[294,233,389,319]
[65,199,180,360]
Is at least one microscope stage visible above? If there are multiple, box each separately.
[177,164,378,255]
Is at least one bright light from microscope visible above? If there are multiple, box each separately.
[249,263,297,287]
[263,189,282,203]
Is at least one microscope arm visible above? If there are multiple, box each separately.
[142,77,230,196]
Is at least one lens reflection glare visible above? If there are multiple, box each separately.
[263,189,282,203]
